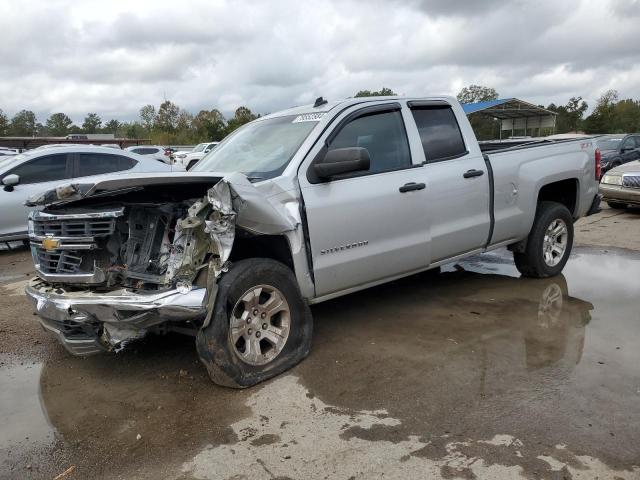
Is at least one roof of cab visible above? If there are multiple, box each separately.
[260,95,459,121]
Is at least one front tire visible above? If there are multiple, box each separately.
[196,258,313,388]
[513,201,574,278]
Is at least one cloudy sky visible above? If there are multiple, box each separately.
[1,0,639,123]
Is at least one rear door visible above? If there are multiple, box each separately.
[0,153,72,238]
[298,103,431,297]
[407,102,490,262]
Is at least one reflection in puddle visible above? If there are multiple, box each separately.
[0,363,55,466]
[1,247,639,479]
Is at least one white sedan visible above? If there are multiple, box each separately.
[0,145,178,241]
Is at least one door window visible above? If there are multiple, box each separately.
[410,106,467,162]
[621,138,636,151]
[77,153,137,176]
[328,110,411,174]
[8,154,69,184]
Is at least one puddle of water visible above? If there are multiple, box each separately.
[0,363,56,467]
[1,246,639,479]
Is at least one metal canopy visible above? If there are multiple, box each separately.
[462,98,556,119]
[462,98,557,137]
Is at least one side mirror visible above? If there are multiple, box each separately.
[314,147,371,179]
[2,174,19,192]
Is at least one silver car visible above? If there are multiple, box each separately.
[600,160,640,208]
[0,145,175,241]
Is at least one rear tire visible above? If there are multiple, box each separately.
[607,201,627,210]
[196,258,313,388]
[513,202,574,278]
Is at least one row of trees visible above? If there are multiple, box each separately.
[1,87,638,143]
[0,101,260,145]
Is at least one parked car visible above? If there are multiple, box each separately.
[175,142,219,170]
[172,142,218,168]
[25,96,600,388]
[599,160,640,209]
[0,145,176,241]
[0,147,18,157]
[125,145,171,164]
[596,134,640,173]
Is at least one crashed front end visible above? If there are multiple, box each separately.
[25,173,295,355]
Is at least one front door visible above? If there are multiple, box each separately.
[299,104,430,297]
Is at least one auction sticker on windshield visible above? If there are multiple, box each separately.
[292,112,326,123]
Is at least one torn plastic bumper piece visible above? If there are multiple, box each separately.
[25,278,206,356]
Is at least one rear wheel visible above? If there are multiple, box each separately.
[196,258,313,388]
[513,202,574,278]
[607,201,627,210]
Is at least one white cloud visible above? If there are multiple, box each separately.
[0,0,638,123]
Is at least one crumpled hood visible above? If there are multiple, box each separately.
[25,171,226,207]
[606,160,640,175]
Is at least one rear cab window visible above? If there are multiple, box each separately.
[409,105,467,162]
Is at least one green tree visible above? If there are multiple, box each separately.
[155,100,180,132]
[103,119,121,135]
[45,112,74,136]
[564,97,588,132]
[612,99,640,133]
[193,109,227,141]
[9,110,38,136]
[139,104,156,133]
[583,90,619,133]
[82,113,102,132]
[354,87,397,97]
[456,85,499,104]
[0,109,8,136]
[225,106,257,135]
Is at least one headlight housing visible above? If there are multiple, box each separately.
[601,174,623,185]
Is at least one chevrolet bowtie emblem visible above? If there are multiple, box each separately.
[42,237,60,251]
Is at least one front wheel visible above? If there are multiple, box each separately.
[513,201,574,278]
[196,258,313,388]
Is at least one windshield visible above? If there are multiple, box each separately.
[192,115,318,179]
[597,138,622,151]
[192,143,207,153]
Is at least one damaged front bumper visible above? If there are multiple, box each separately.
[25,278,206,355]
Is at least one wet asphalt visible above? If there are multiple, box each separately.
[0,229,639,478]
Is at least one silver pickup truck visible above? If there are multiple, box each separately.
[25,96,601,387]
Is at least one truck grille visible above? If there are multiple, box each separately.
[33,219,116,238]
[622,175,640,188]
[36,249,83,274]
[29,208,124,283]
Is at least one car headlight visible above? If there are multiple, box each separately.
[177,154,187,159]
[601,175,622,185]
